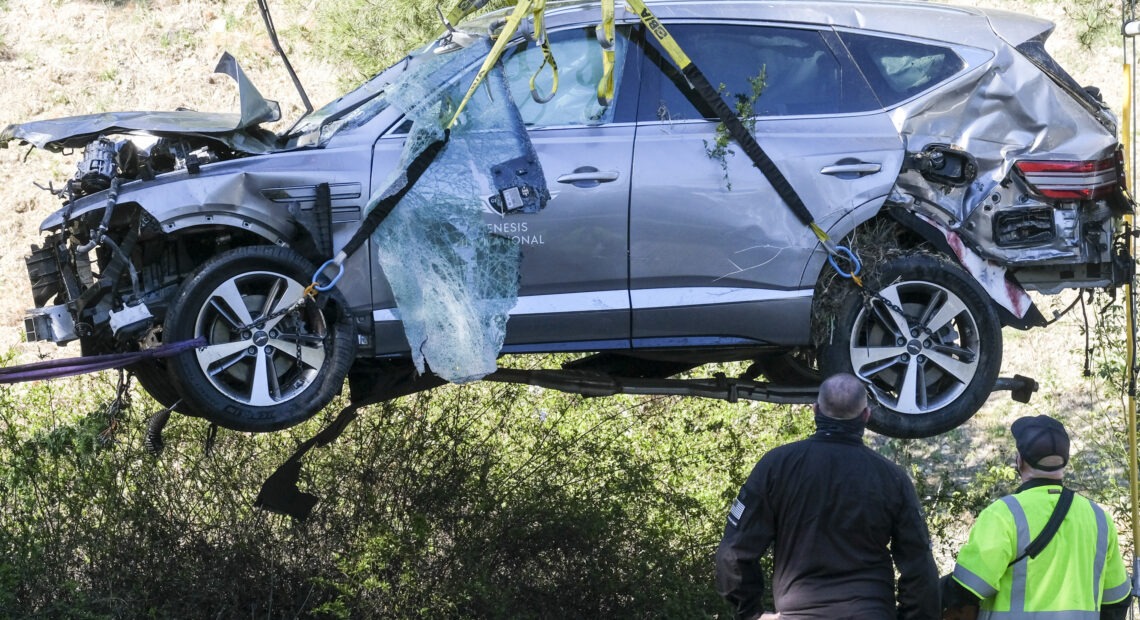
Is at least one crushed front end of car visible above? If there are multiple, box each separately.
[8,53,283,353]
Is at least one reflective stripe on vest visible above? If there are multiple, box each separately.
[1104,579,1133,603]
[1091,501,1108,606]
[975,494,1110,619]
[980,612,1100,619]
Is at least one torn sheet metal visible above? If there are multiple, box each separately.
[914,212,1032,319]
[888,40,1119,271]
[372,39,543,383]
[0,52,280,154]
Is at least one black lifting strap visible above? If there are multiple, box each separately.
[627,0,837,249]
[678,63,816,231]
[255,404,359,520]
[1009,488,1075,566]
[337,130,450,262]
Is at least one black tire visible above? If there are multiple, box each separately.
[163,246,356,432]
[819,253,1002,438]
[129,360,187,411]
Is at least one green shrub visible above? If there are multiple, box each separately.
[0,357,805,617]
[311,0,514,83]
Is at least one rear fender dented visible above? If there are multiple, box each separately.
[889,206,1046,329]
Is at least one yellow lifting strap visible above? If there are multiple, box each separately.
[447,0,533,128]
[596,0,616,106]
[444,0,488,29]
[1122,59,1140,587]
[528,0,559,104]
[447,0,559,128]
[445,0,612,108]
[624,0,691,66]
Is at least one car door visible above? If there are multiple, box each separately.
[369,26,639,355]
[628,22,906,347]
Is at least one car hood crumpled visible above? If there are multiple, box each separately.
[0,52,281,154]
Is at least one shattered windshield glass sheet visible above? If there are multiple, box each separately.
[372,39,543,383]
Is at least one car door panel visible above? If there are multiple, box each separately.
[496,124,634,350]
[369,26,637,355]
[629,23,905,346]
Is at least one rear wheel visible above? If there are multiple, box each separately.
[163,246,356,432]
[819,253,1001,438]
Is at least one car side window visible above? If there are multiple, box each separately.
[500,26,629,127]
[638,24,879,122]
[839,32,966,106]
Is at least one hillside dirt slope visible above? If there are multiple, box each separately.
[0,0,340,356]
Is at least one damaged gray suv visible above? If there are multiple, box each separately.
[3,0,1131,438]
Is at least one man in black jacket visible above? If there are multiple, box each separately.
[715,373,940,620]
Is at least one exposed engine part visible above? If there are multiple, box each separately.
[24,303,78,343]
[68,137,118,197]
[75,177,121,253]
[108,302,153,337]
[59,136,227,202]
[148,138,221,176]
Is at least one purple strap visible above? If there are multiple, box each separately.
[0,337,207,384]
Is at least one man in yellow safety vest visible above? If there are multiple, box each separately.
[946,414,1131,619]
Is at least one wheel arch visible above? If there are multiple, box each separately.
[818,251,1004,438]
[800,197,1045,331]
[797,195,893,290]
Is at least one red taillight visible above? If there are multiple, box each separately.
[1015,157,1119,200]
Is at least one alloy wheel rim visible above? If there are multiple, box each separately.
[848,280,981,415]
[192,270,328,406]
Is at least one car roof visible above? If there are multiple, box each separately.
[512,0,1054,48]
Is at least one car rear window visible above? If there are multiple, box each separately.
[640,24,880,121]
[839,32,966,106]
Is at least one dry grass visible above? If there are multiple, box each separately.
[0,0,343,356]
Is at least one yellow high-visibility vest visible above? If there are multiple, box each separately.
[953,483,1130,618]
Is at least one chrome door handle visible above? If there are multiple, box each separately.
[557,168,620,185]
[820,162,882,177]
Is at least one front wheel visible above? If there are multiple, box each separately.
[163,246,356,432]
[819,253,1002,438]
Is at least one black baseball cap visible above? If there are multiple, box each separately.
[1011,415,1070,472]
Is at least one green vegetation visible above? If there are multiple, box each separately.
[0,359,811,616]
[1,0,1138,616]
[703,71,766,191]
[312,0,513,85]
[1066,0,1120,49]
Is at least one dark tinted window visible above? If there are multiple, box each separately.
[639,24,879,121]
[840,32,965,106]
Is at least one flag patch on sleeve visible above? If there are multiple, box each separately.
[728,497,746,527]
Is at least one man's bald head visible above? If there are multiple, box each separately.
[817,373,869,420]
